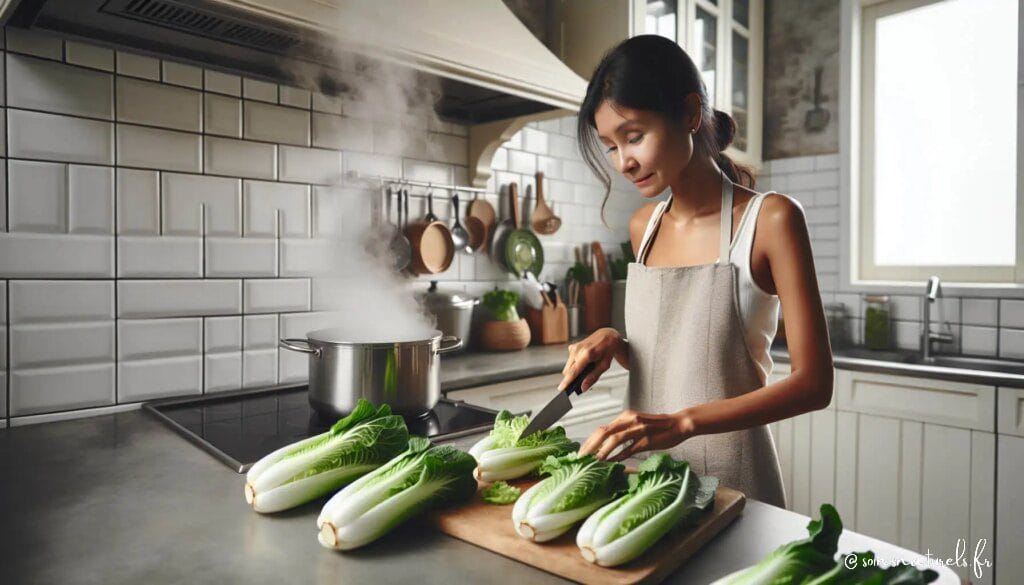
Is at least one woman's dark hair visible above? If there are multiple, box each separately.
[577,35,756,220]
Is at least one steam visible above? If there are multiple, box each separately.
[296,9,460,344]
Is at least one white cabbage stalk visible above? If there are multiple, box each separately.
[244,400,408,513]
[512,454,626,542]
[576,454,718,567]
[469,410,578,482]
[317,437,477,551]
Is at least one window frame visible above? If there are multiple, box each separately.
[840,0,1024,298]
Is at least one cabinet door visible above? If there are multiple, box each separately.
[997,434,1024,585]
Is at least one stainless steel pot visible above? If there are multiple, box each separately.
[418,281,479,353]
[279,328,462,419]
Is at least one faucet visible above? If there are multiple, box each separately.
[921,276,954,361]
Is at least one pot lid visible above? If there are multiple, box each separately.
[306,327,441,345]
[419,281,479,310]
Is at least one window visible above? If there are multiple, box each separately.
[859,0,1019,283]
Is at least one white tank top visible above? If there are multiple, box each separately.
[635,190,781,383]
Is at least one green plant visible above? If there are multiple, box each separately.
[468,410,579,482]
[482,289,520,322]
[566,261,595,286]
[481,481,522,505]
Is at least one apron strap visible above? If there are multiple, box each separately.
[716,172,734,265]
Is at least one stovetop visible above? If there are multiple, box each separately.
[143,385,499,473]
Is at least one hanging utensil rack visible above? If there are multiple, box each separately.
[346,170,490,194]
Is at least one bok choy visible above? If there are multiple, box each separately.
[317,437,477,550]
[244,399,408,513]
[512,454,627,542]
[469,410,578,482]
[576,454,717,567]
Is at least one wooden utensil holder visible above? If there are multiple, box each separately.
[526,298,568,345]
[582,282,612,333]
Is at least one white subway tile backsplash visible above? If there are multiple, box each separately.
[312,92,343,114]
[205,238,277,277]
[116,169,160,235]
[116,77,202,131]
[205,70,241,96]
[10,363,115,415]
[161,61,202,89]
[769,157,815,174]
[204,94,242,138]
[206,352,242,392]
[279,238,332,276]
[9,280,114,324]
[117,124,201,172]
[402,160,451,185]
[243,348,278,388]
[0,233,114,277]
[1000,299,1024,328]
[962,298,998,326]
[243,180,310,237]
[10,322,115,369]
[243,78,278,103]
[6,28,62,60]
[279,146,341,184]
[118,318,202,360]
[999,328,1024,360]
[161,172,242,236]
[243,101,309,146]
[521,128,548,155]
[116,52,160,80]
[204,136,276,179]
[7,159,66,233]
[119,356,202,402]
[118,279,242,318]
[8,109,114,164]
[341,151,400,179]
[117,236,203,277]
[312,113,372,151]
[205,316,242,352]
[961,325,998,357]
[7,54,113,119]
[244,279,311,313]
[279,86,312,109]
[243,314,278,349]
[64,41,114,71]
[430,133,468,165]
[68,165,114,234]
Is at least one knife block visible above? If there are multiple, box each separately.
[526,297,568,345]
[582,282,611,333]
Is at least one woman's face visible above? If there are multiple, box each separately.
[593,100,694,198]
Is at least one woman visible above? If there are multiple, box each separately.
[558,35,834,508]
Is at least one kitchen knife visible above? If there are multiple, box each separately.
[519,362,596,439]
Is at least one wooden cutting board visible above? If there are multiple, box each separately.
[431,479,746,585]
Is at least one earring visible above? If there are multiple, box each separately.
[690,127,698,134]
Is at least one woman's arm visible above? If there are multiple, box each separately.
[580,194,834,460]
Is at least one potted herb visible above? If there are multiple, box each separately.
[478,288,531,351]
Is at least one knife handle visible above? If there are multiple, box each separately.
[565,362,596,396]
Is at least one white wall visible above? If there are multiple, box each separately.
[0,27,643,424]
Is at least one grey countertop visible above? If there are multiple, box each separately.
[0,411,959,585]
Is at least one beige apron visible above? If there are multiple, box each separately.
[624,174,787,508]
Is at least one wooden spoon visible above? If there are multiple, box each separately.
[531,172,562,235]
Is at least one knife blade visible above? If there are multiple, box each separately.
[519,362,596,440]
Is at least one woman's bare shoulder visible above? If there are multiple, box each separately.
[629,201,662,252]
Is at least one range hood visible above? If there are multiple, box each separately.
[9,0,588,125]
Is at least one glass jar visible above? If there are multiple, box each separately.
[863,295,892,350]
[823,302,850,350]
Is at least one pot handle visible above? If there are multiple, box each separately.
[436,335,463,355]
[279,338,322,357]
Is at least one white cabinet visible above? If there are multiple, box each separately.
[997,432,1024,585]
[551,0,764,167]
[832,369,996,585]
[447,366,629,440]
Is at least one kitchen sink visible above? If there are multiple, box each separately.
[831,347,1024,376]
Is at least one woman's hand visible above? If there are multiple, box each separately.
[579,409,695,462]
[558,327,627,393]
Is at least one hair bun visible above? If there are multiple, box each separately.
[713,109,736,152]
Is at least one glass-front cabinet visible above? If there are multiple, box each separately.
[639,0,763,166]
[552,0,763,166]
